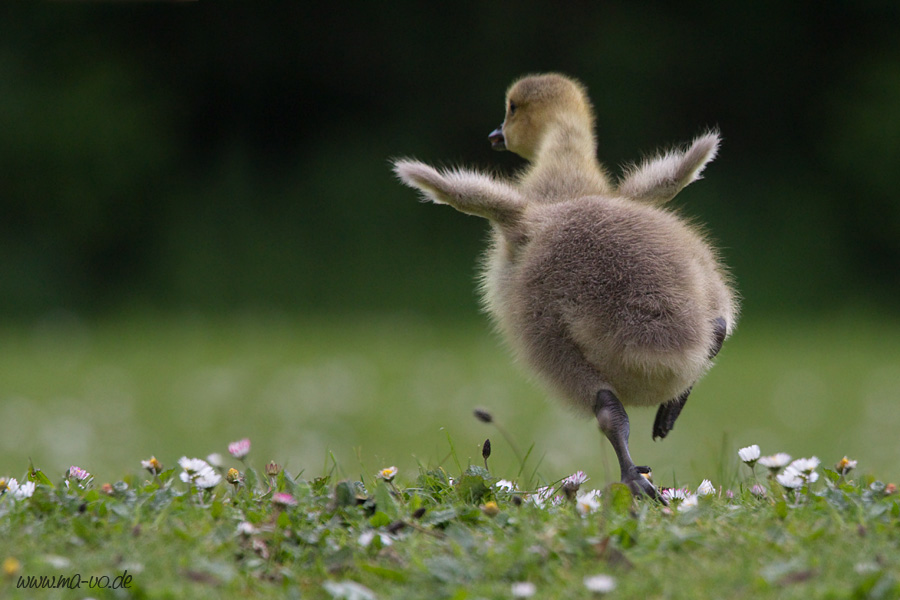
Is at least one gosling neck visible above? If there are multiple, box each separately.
[519,117,613,201]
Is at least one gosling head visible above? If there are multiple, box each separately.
[488,73,595,161]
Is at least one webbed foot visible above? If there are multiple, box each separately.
[624,466,667,504]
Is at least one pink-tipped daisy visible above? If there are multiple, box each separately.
[67,466,91,482]
[228,438,251,459]
[272,492,297,507]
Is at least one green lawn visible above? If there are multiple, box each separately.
[1,311,897,487]
[1,311,899,599]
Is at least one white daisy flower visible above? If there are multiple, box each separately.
[193,470,221,489]
[141,456,162,475]
[563,471,588,487]
[178,457,220,488]
[758,453,792,472]
[738,444,760,465]
[576,489,602,516]
[237,522,259,536]
[583,573,617,593]
[836,456,857,475]
[379,466,398,482]
[358,530,392,548]
[697,479,715,496]
[8,478,36,501]
[206,453,224,468]
[776,470,804,489]
[494,479,517,492]
[789,457,820,475]
[678,494,699,512]
[511,581,536,598]
[661,487,689,503]
[528,485,563,508]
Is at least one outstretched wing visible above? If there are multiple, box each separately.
[617,131,721,204]
[393,159,525,224]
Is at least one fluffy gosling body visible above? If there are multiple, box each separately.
[394,73,738,501]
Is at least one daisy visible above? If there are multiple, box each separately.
[511,582,537,598]
[358,530,392,548]
[272,492,298,507]
[697,479,715,496]
[528,485,562,508]
[576,489,602,516]
[789,456,820,475]
[178,457,221,488]
[193,469,222,489]
[494,479,517,492]
[583,574,617,593]
[379,466,398,482]
[678,494,699,512]
[738,444,760,467]
[758,453,792,473]
[141,456,162,475]
[237,521,259,536]
[776,470,804,489]
[8,478,35,501]
[836,456,857,476]
[67,466,91,482]
[661,487,690,503]
[563,471,589,487]
[228,438,251,459]
[206,453,224,468]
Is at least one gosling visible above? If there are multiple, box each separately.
[393,73,738,502]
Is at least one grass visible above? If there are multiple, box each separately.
[1,310,899,597]
[2,448,898,599]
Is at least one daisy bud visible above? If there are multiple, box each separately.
[101,483,114,495]
[265,461,281,477]
[473,408,493,423]
[3,557,22,578]
[226,468,241,485]
[481,501,500,517]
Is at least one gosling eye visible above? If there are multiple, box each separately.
[508,101,517,116]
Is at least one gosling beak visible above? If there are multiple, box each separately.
[488,126,506,151]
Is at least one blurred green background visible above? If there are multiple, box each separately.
[1,3,899,486]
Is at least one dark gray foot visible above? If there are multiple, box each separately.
[653,388,691,440]
[623,466,666,504]
[594,390,667,504]
[710,317,727,359]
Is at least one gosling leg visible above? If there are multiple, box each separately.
[652,317,728,441]
[594,389,666,504]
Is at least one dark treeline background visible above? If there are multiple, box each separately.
[2,3,898,319]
